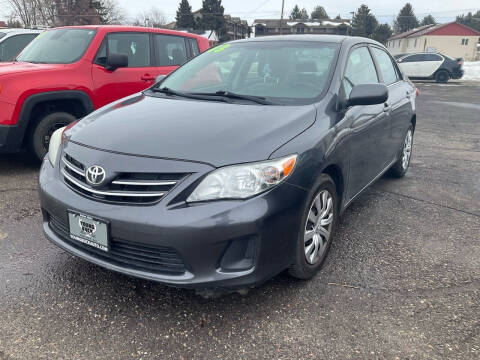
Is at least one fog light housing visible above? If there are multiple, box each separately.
[219,236,256,272]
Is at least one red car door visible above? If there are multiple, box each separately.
[92,32,158,108]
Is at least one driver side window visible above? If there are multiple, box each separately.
[343,47,378,96]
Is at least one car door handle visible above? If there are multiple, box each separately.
[141,74,155,81]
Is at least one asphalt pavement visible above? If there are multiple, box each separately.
[0,82,479,359]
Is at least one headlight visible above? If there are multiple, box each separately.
[187,155,297,202]
[47,126,66,166]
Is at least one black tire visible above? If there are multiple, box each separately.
[435,70,450,83]
[289,174,339,280]
[29,112,77,161]
[388,125,414,178]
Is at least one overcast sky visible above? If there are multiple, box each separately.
[0,0,478,24]
[116,0,479,24]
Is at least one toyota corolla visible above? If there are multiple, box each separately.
[39,35,416,290]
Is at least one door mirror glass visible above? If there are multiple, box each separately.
[106,53,128,71]
[347,84,388,107]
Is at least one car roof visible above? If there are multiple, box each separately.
[231,34,382,46]
[0,28,43,34]
[50,25,206,40]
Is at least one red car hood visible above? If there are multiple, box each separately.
[0,62,64,77]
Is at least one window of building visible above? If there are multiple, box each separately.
[414,38,417,47]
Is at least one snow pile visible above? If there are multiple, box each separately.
[462,61,480,81]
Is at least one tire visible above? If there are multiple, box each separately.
[289,174,339,280]
[29,112,77,161]
[435,70,450,83]
[388,125,414,178]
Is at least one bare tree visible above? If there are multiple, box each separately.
[3,0,124,27]
[133,7,167,28]
[95,0,125,24]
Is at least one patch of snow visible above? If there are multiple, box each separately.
[462,61,480,81]
[322,21,350,27]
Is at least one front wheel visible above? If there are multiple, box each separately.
[388,125,413,178]
[29,112,77,161]
[289,175,338,280]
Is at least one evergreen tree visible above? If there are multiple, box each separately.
[334,14,342,20]
[290,5,301,20]
[176,0,195,29]
[199,0,226,41]
[394,3,419,34]
[372,23,393,44]
[420,15,436,26]
[351,5,378,38]
[456,11,480,31]
[311,6,329,20]
[299,8,309,20]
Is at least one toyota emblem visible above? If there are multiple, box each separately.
[86,165,106,186]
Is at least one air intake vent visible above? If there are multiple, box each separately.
[48,213,186,275]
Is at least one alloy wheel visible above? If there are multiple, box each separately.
[402,129,413,170]
[304,190,334,265]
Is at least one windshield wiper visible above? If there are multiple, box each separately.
[151,87,231,103]
[191,90,274,105]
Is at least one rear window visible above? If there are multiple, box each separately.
[155,34,187,66]
[0,34,38,62]
[0,33,6,40]
[17,29,96,64]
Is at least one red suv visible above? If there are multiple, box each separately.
[0,26,209,159]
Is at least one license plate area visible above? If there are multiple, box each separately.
[68,211,109,252]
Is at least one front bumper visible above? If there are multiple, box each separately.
[0,101,23,153]
[39,153,308,289]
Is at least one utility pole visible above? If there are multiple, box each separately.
[280,0,285,35]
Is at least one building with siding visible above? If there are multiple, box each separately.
[253,19,350,37]
[387,22,480,61]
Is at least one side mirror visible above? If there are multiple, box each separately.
[347,84,388,107]
[106,53,128,71]
[156,74,166,83]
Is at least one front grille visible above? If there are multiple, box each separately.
[61,153,188,204]
[48,213,186,275]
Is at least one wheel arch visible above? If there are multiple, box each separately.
[322,164,345,210]
[18,90,94,147]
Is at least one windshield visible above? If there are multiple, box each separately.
[17,29,96,64]
[158,41,339,105]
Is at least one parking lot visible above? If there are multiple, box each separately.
[0,82,479,359]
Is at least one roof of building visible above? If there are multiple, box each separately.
[253,19,350,28]
[389,22,480,40]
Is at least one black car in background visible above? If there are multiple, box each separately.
[396,52,464,82]
[39,35,416,290]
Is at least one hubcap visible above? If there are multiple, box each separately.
[402,129,413,170]
[304,190,334,265]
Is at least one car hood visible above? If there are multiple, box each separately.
[69,93,317,167]
[0,62,63,76]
